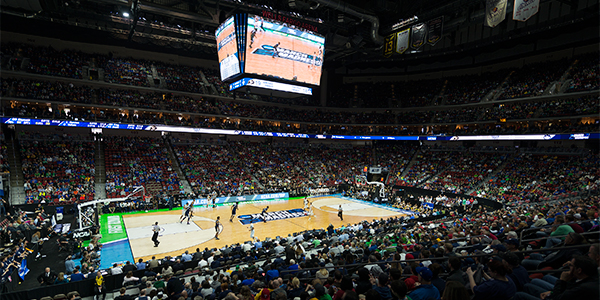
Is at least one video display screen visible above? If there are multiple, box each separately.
[215,16,241,81]
[244,14,325,86]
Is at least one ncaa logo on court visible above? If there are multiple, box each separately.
[238,208,306,225]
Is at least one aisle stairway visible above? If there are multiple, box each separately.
[399,150,421,178]
[94,139,107,199]
[467,154,513,195]
[7,138,26,205]
[165,139,193,195]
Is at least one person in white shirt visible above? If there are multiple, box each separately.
[111,263,123,275]
[198,258,208,268]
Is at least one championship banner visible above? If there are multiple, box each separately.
[513,0,540,21]
[395,29,410,54]
[410,23,427,49]
[485,0,507,27]
[427,16,444,46]
[383,34,395,57]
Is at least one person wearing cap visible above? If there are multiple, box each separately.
[491,244,507,254]
[406,267,440,300]
[532,214,548,228]
[153,291,166,300]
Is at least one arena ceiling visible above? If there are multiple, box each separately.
[1,0,597,69]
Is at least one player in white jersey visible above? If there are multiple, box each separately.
[179,203,190,223]
[249,216,256,241]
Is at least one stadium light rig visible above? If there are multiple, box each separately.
[391,16,419,31]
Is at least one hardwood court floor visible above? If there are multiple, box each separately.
[126,197,406,262]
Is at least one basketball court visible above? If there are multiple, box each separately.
[100,196,411,263]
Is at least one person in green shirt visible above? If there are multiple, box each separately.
[541,215,574,249]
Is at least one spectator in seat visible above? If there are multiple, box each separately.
[446,257,466,286]
[123,271,140,286]
[371,273,392,300]
[513,255,599,300]
[54,272,69,284]
[440,281,469,300]
[70,268,85,282]
[406,267,440,300]
[466,256,516,300]
[428,263,446,295]
[136,258,147,270]
[122,261,137,273]
[111,263,124,275]
[115,287,132,300]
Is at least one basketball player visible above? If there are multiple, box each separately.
[249,28,257,48]
[308,201,314,219]
[303,196,309,211]
[230,202,239,222]
[215,216,221,240]
[249,216,255,242]
[180,203,191,223]
[261,206,269,223]
[185,206,194,225]
[152,222,161,247]
[272,42,280,58]
[338,205,343,221]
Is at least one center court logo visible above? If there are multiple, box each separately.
[252,45,322,66]
[238,208,306,225]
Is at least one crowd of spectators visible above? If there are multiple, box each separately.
[566,53,599,93]
[0,132,9,173]
[421,152,507,194]
[19,192,597,300]
[2,43,598,111]
[393,149,463,187]
[104,136,181,198]
[2,76,598,137]
[536,95,599,118]
[472,150,598,203]
[443,70,507,105]
[19,132,95,204]
[498,59,571,100]
[173,141,256,197]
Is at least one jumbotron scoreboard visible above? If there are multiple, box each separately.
[215,13,325,96]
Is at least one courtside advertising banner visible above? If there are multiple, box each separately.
[485,0,508,27]
[182,192,289,208]
[513,0,540,21]
[410,23,427,49]
[396,29,410,54]
[427,16,444,46]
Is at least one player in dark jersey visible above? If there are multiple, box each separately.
[272,42,280,58]
[180,203,191,223]
[249,28,257,48]
[230,202,239,222]
[215,216,221,240]
[185,205,194,225]
[261,206,269,223]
